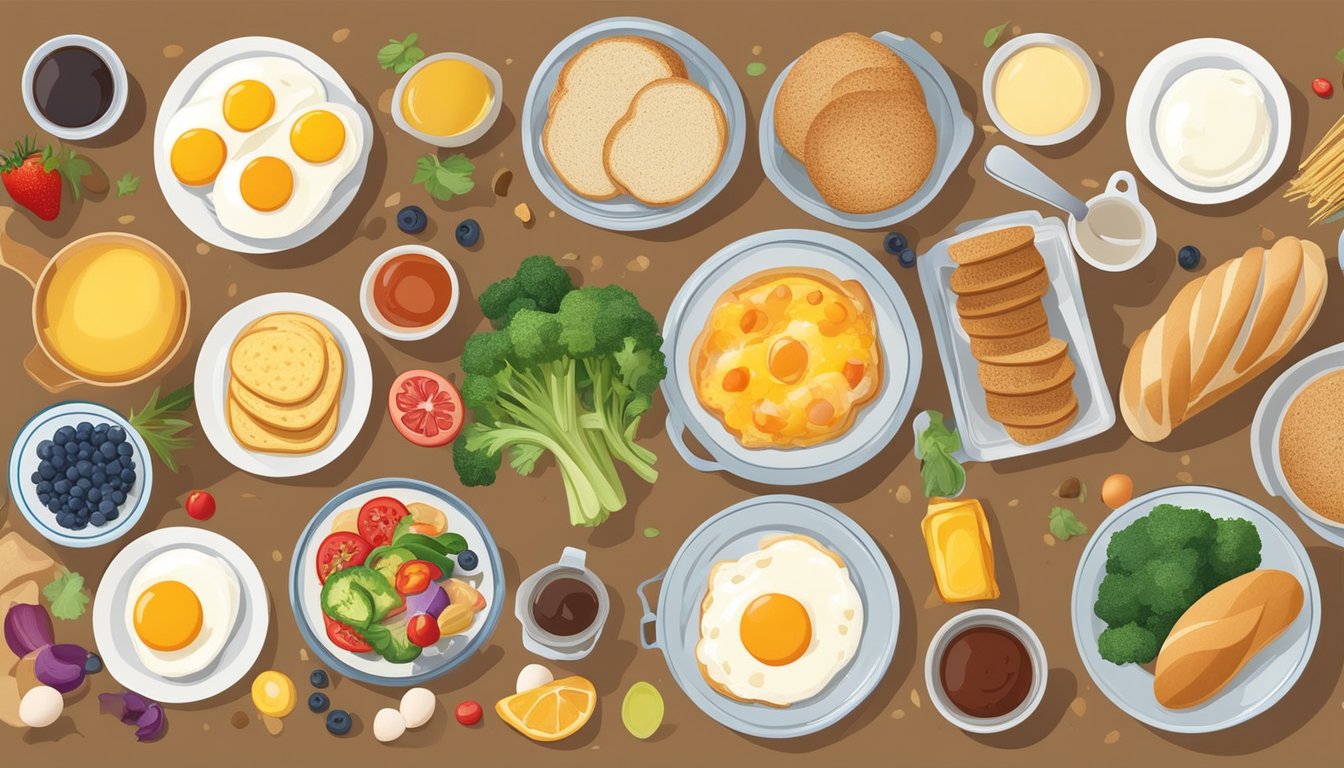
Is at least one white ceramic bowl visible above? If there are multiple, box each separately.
[983,33,1100,146]
[22,35,129,141]
[392,53,503,148]
[359,245,460,341]
[925,609,1048,734]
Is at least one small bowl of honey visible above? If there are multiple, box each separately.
[392,52,503,148]
[360,245,459,341]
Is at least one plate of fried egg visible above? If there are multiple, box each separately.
[93,527,268,704]
[636,495,898,738]
[154,37,372,253]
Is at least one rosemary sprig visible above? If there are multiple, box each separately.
[128,384,195,472]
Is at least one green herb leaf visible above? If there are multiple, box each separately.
[643,527,660,538]
[1336,48,1344,64]
[746,62,766,77]
[1049,506,1088,541]
[129,384,195,472]
[116,172,140,197]
[413,153,475,200]
[378,33,425,74]
[1079,481,1088,504]
[43,569,89,620]
[984,22,1010,48]
[41,146,91,200]
[918,411,966,498]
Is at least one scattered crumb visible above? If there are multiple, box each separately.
[930,31,943,44]
[332,28,350,43]
[505,57,514,65]
[1176,471,1193,483]
[591,745,600,751]
[1081,178,1101,189]
[895,484,912,504]
[226,282,238,298]
[1071,697,1087,716]
[203,722,210,731]
[241,492,259,500]
[163,44,184,59]
[271,550,283,563]
[891,708,906,719]
[628,255,650,272]
[1055,476,1082,499]
[751,45,763,56]
[1104,730,1120,744]
[384,192,401,208]
[377,88,394,115]
[196,243,210,256]
[548,210,556,218]
[117,214,135,225]
[1260,226,1275,242]
[231,711,249,729]
[514,202,534,224]
[910,689,921,708]
[1011,24,1021,35]
[262,714,284,736]
[1097,50,1105,58]
[981,124,999,134]
[1181,454,1191,466]
[591,255,604,271]
[1008,498,1020,508]
[492,168,513,197]
[561,252,579,261]
[299,648,309,662]
[1044,533,1056,546]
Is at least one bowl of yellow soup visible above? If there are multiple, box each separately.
[983,34,1100,147]
[393,52,503,148]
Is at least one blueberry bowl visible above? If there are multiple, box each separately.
[9,401,151,548]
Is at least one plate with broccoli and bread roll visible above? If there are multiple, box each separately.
[1070,485,1319,733]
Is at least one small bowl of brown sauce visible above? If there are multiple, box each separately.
[360,245,459,341]
[925,608,1048,733]
[514,546,609,661]
[23,35,128,141]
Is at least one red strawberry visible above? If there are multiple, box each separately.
[1,138,63,221]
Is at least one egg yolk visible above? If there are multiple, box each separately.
[170,129,227,186]
[290,109,346,163]
[222,79,275,132]
[239,156,293,211]
[739,593,811,666]
[133,580,203,651]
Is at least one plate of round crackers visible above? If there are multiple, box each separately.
[195,293,373,477]
[760,31,973,229]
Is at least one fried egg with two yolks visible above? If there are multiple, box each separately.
[124,548,241,679]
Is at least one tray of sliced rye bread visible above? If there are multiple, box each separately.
[521,16,746,232]
[918,211,1114,462]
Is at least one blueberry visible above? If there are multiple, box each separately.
[455,218,481,248]
[51,455,66,471]
[308,692,330,713]
[63,441,78,455]
[310,669,329,689]
[77,449,90,462]
[396,205,428,235]
[50,443,65,458]
[36,441,53,460]
[53,479,70,494]
[84,653,103,674]
[77,460,92,477]
[55,426,74,444]
[100,442,117,460]
[77,478,91,490]
[91,513,106,527]
[898,248,917,268]
[30,471,41,485]
[112,490,126,505]
[117,442,133,457]
[88,488,101,503]
[326,709,351,736]
[883,232,909,255]
[95,422,108,433]
[57,513,73,528]
[76,421,92,435]
[105,509,119,521]
[39,463,56,481]
[70,519,86,531]
[457,549,479,572]
[92,432,106,446]
[36,480,52,494]
[108,427,125,444]
[92,472,106,486]
[38,493,50,505]
[46,499,61,513]
[1178,245,1201,271]
[120,468,135,484]
[99,498,115,514]
[65,466,80,482]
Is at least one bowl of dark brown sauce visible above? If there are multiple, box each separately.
[23,35,128,140]
[515,546,610,661]
[360,245,460,341]
[925,608,1048,733]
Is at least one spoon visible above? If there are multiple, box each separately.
[984,145,1141,247]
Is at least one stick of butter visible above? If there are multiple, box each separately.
[921,498,1000,603]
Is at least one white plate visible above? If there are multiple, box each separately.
[1071,486,1320,733]
[917,210,1114,462]
[1125,38,1290,205]
[153,37,373,254]
[9,402,151,548]
[194,293,372,477]
[521,16,746,232]
[92,527,269,704]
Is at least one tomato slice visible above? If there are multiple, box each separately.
[395,560,443,596]
[323,613,373,653]
[315,532,373,583]
[388,370,463,447]
[357,497,411,547]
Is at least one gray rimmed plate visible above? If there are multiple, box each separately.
[636,495,898,738]
[661,229,921,485]
[1071,485,1320,733]
[521,17,746,232]
[760,32,973,229]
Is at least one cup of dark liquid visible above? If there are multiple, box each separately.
[515,547,609,661]
[23,35,128,141]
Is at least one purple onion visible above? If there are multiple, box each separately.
[406,584,450,618]
[134,702,167,742]
[4,602,54,657]
[34,643,87,693]
[101,690,167,741]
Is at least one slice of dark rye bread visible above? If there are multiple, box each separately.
[949,246,1046,295]
[969,324,1051,359]
[976,337,1069,366]
[985,379,1079,427]
[959,301,1049,339]
[977,350,1076,395]
[1005,404,1078,445]
[956,268,1050,318]
[803,89,936,213]
[949,225,1036,265]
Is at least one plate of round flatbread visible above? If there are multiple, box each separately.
[195,292,372,477]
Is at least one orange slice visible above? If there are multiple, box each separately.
[495,676,597,742]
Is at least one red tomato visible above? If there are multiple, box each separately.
[1313,78,1334,98]
[357,497,410,547]
[185,490,216,521]
[395,560,443,596]
[388,370,463,447]
[323,614,372,653]
[455,700,482,726]
[406,613,441,647]
[315,532,373,583]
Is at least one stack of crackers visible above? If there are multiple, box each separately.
[227,312,344,454]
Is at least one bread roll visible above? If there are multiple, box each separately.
[1120,237,1327,442]
[1153,570,1304,709]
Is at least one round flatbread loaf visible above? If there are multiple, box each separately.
[229,319,327,405]
[828,64,924,106]
[803,90,937,214]
[227,395,338,454]
[774,33,905,160]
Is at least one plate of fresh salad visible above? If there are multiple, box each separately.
[289,478,503,686]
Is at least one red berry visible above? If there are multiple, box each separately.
[1313,78,1333,98]
[455,700,482,726]
[185,490,216,521]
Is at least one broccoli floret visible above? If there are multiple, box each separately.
[1094,572,1143,626]
[502,297,538,326]
[1139,548,1205,616]
[1098,623,1159,665]
[1105,517,1154,575]
[453,428,502,486]
[460,330,513,377]
[515,255,574,312]
[478,277,522,324]
[1142,609,1183,646]
[1207,517,1262,583]
[1145,504,1217,552]
[507,309,565,363]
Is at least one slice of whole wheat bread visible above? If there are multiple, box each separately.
[604,78,727,206]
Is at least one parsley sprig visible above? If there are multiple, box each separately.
[128,384,195,472]
[413,154,475,200]
[378,33,425,74]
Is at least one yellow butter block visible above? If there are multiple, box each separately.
[922,497,999,603]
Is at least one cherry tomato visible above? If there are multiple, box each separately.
[406,613,441,647]
[395,560,443,596]
[455,700,482,726]
[357,497,410,547]
[185,490,216,521]
[1313,78,1334,98]
[323,614,372,653]
[315,532,373,583]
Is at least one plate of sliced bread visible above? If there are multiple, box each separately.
[522,17,746,231]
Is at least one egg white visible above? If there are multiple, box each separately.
[124,548,241,679]
[695,536,863,706]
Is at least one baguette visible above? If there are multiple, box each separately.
[1153,570,1304,709]
[1120,237,1327,442]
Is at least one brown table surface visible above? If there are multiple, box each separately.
[2,1,1342,765]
